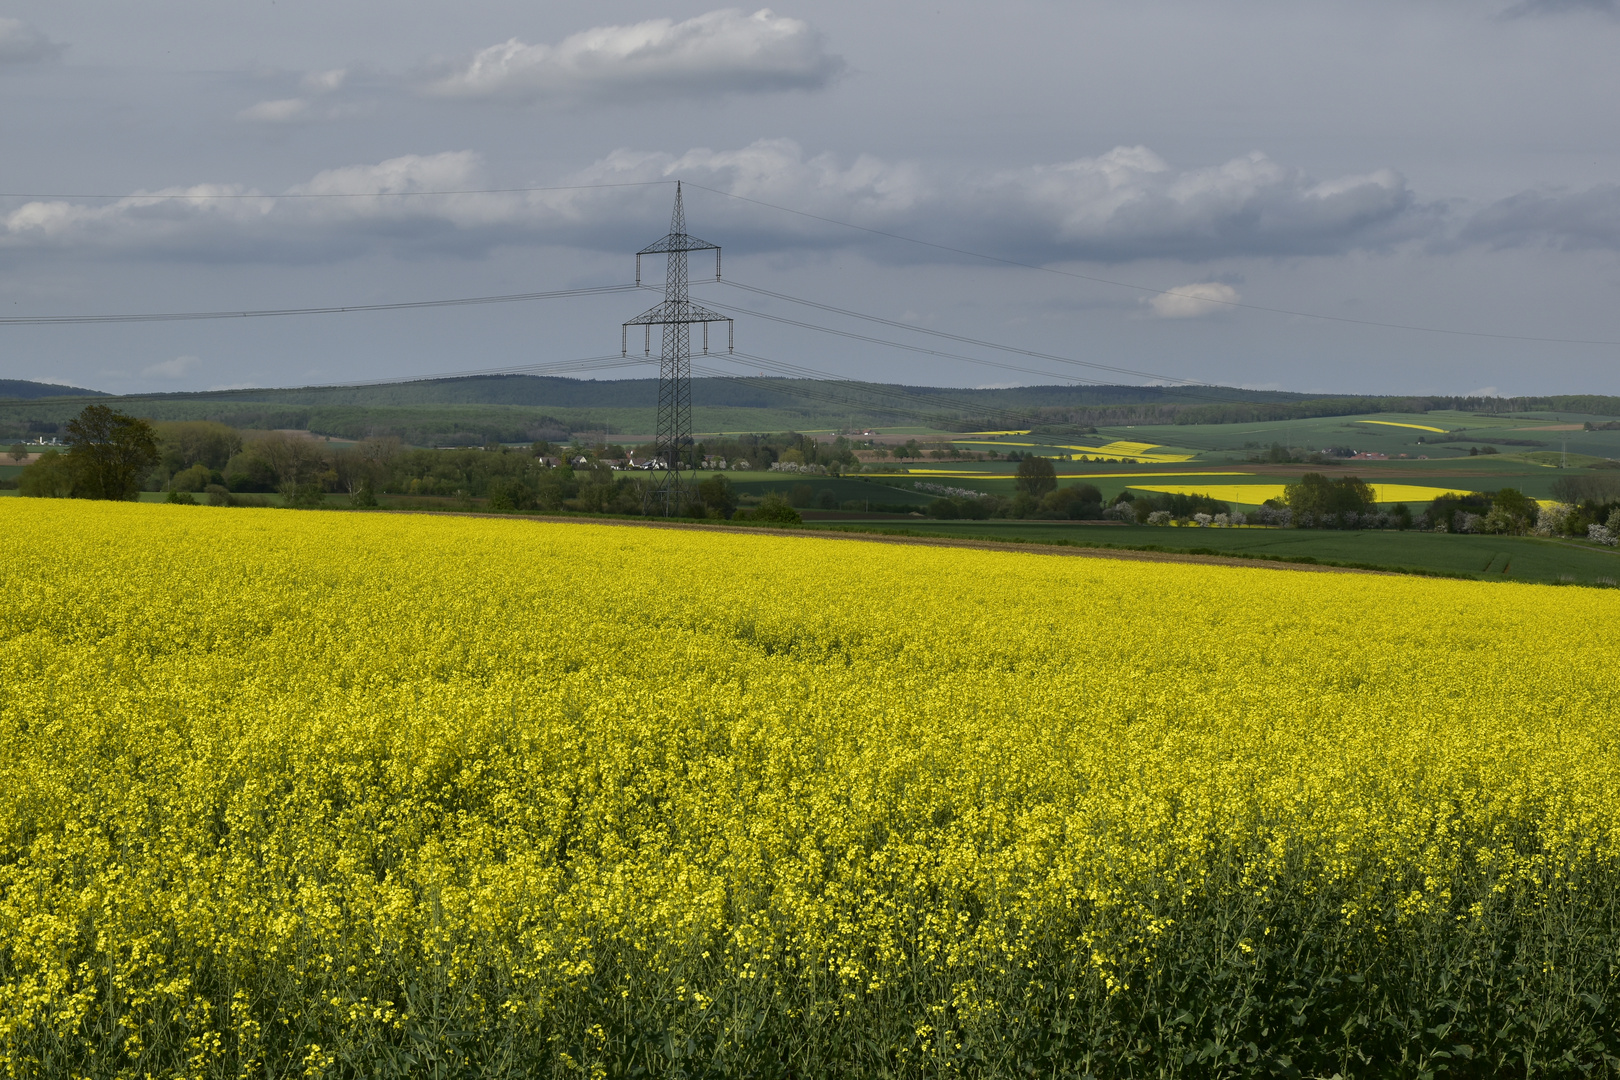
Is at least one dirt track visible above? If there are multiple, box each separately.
[383,509,1398,576]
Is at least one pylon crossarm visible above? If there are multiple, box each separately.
[637,233,720,255]
[622,301,731,327]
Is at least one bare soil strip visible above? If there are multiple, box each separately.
[381,509,1400,576]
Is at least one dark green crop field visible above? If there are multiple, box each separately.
[802,520,1620,586]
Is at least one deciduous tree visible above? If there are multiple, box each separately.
[1015,455,1057,498]
[64,405,159,500]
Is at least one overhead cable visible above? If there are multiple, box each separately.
[0,284,639,326]
[680,181,1620,349]
[0,181,672,200]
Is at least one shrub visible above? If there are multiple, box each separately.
[167,463,215,493]
[698,474,737,517]
[1535,502,1574,537]
[750,492,802,526]
[17,450,77,498]
[1042,483,1102,520]
[281,483,328,510]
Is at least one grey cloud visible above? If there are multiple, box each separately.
[579,141,1427,262]
[423,8,842,104]
[0,18,64,64]
[1460,185,1620,250]
[1501,0,1618,16]
[0,141,1432,266]
[975,147,1424,261]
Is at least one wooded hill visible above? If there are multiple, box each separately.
[2,375,1616,444]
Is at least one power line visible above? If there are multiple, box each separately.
[714,280,1210,387]
[0,283,638,326]
[717,351,1060,428]
[0,354,641,406]
[680,181,1620,349]
[0,181,672,200]
[692,294,1091,387]
[692,283,1315,424]
[5,172,1616,348]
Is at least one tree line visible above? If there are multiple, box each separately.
[18,408,1619,543]
[11,406,820,522]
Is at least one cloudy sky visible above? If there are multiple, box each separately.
[1,1,1618,396]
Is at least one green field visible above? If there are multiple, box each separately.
[5,483,1615,585]
[891,409,1620,508]
[802,519,1620,586]
[725,472,936,507]
[1086,409,1620,463]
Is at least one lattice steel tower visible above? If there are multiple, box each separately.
[623,182,733,514]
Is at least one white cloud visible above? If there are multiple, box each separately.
[0,18,63,64]
[238,68,355,124]
[238,98,311,123]
[142,355,200,379]
[426,8,842,103]
[296,152,480,193]
[1148,282,1241,318]
[301,68,348,94]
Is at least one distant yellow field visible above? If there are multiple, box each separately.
[952,439,1196,463]
[902,469,1253,481]
[1355,419,1450,433]
[1368,483,1473,503]
[1127,481,1475,505]
[1069,440,1195,463]
[1129,483,1288,504]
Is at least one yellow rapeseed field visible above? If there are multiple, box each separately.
[3,499,1619,1078]
[1125,482,1476,506]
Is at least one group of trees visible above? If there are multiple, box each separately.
[1269,472,1617,537]
[1246,442,1354,466]
[1422,490,1535,535]
[1282,473,1378,527]
[914,459,1240,523]
[21,408,1620,543]
[12,406,811,522]
[17,407,160,500]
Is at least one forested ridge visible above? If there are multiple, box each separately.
[4,374,1617,444]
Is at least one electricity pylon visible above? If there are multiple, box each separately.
[623,182,733,515]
